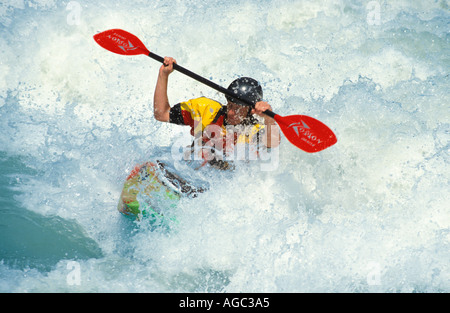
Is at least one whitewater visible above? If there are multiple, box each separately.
[0,0,448,292]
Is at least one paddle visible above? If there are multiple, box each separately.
[93,29,337,153]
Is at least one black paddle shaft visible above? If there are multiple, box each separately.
[148,51,276,119]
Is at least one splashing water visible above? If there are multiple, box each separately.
[0,0,448,292]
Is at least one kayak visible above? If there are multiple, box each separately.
[117,161,205,222]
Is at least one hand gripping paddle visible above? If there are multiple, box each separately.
[93,29,337,153]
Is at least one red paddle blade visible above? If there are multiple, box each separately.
[275,114,337,153]
[93,29,150,56]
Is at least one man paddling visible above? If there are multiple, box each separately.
[94,29,337,154]
[153,57,280,169]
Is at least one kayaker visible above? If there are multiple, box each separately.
[153,56,280,168]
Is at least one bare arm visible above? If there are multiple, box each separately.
[252,101,281,148]
[262,119,281,148]
[153,57,176,122]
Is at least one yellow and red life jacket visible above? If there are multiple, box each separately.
[169,97,265,149]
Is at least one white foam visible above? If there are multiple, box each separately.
[1,0,448,292]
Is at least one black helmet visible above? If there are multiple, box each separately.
[225,77,263,107]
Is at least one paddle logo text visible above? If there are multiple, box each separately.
[288,120,321,147]
[106,32,139,52]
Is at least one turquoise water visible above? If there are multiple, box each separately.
[0,152,102,273]
[0,0,449,292]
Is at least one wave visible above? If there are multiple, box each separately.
[0,0,448,292]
